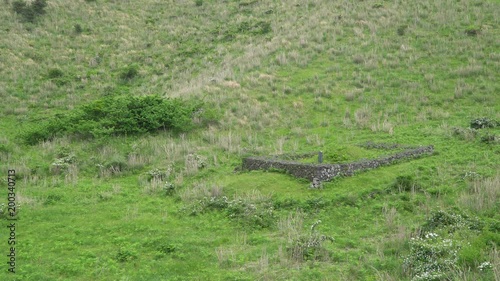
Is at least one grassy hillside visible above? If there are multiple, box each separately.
[0,0,499,280]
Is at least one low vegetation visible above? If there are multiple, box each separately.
[0,0,498,280]
[21,95,203,144]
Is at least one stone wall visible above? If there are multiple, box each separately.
[242,145,434,183]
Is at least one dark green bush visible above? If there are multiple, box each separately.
[74,23,83,34]
[32,0,47,15]
[194,0,203,6]
[423,210,484,233]
[47,68,70,86]
[119,65,139,82]
[390,175,420,192]
[12,0,47,23]
[397,25,408,36]
[21,95,202,145]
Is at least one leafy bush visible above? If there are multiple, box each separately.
[47,68,71,86]
[74,23,83,34]
[403,234,459,281]
[423,210,483,233]
[390,175,421,192]
[119,64,139,82]
[194,0,203,6]
[50,154,77,175]
[21,95,202,144]
[12,0,47,23]
[192,195,275,228]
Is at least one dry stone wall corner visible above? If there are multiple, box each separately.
[242,145,434,187]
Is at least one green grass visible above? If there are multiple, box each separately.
[1,0,499,280]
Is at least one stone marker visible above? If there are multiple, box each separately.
[311,177,322,189]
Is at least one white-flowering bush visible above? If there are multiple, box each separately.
[50,154,77,174]
[189,195,275,228]
[477,261,492,271]
[403,235,460,281]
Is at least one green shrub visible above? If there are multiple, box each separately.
[21,95,202,144]
[47,68,70,86]
[32,0,47,15]
[194,195,275,229]
[390,175,420,192]
[74,23,83,34]
[403,234,459,281]
[50,154,77,175]
[194,0,203,6]
[423,210,484,233]
[119,64,139,82]
[12,0,47,23]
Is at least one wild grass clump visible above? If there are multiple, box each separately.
[21,95,202,144]
[452,127,478,141]
[459,175,499,216]
[286,219,334,263]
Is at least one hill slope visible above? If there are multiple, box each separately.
[0,0,499,280]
